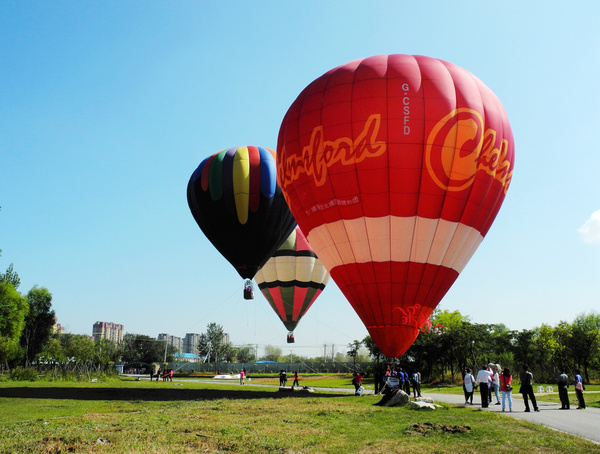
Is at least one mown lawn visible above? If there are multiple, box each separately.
[0,378,598,453]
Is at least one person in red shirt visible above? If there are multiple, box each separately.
[352,372,363,394]
[500,368,513,412]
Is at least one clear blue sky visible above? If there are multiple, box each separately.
[1,1,599,358]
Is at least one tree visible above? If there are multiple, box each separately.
[362,335,384,363]
[20,286,55,367]
[0,281,28,370]
[0,263,20,290]
[234,345,256,363]
[121,334,165,364]
[94,338,121,371]
[262,345,282,362]
[532,324,560,381]
[512,329,535,367]
[347,340,361,370]
[570,312,600,381]
[41,335,66,369]
[197,323,232,363]
[61,333,95,372]
[0,208,21,291]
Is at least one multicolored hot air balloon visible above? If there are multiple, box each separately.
[254,227,330,341]
[187,146,297,297]
[276,54,515,357]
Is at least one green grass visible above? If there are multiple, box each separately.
[0,378,598,453]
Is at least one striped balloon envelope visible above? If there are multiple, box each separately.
[187,146,297,292]
[276,55,515,357]
[255,227,330,336]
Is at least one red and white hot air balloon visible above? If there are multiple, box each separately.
[254,227,330,342]
[276,54,515,357]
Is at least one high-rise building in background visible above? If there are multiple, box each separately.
[92,321,124,343]
[183,333,200,355]
[158,333,183,353]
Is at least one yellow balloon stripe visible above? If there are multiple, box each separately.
[232,146,251,224]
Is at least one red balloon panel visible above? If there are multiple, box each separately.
[277,55,514,357]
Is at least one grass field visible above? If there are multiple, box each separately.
[1,376,599,453]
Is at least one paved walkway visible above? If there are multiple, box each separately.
[416,390,600,445]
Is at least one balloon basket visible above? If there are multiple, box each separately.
[287,332,295,343]
[243,280,254,300]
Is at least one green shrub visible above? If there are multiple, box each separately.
[9,367,38,381]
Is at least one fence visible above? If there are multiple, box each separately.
[137,360,375,375]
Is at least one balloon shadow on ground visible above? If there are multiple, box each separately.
[0,386,345,402]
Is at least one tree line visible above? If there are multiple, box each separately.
[0,263,56,372]
[360,309,600,384]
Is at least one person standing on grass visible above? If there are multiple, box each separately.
[397,368,405,391]
[411,370,421,398]
[279,370,287,387]
[476,365,492,408]
[574,369,586,409]
[374,369,382,394]
[500,368,513,412]
[556,368,570,409]
[239,369,245,385]
[292,370,299,388]
[519,364,539,412]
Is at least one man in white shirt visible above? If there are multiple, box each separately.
[476,365,492,408]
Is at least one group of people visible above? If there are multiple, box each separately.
[465,363,537,412]
[464,364,587,412]
[150,368,173,382]
[556,368,586,409]
[373,366,422,398]
[278,369,300,388]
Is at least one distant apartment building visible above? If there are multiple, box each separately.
[92,321,124,343]
[158,333,183,353]
[183,333,200,355]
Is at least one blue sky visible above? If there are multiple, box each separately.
[1,1,599,358]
